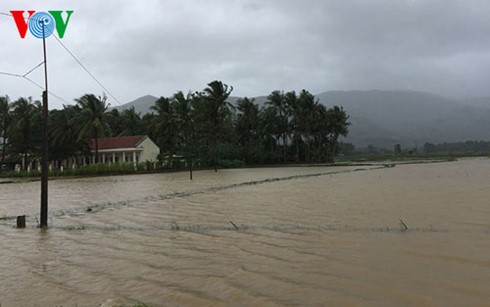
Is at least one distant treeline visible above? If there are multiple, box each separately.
[337,140,490,159]
[423,140,490,154]
[0,80,350,171]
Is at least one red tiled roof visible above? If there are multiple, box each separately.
[90,135,147,150]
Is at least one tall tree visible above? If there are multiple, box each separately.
[236,97,260,164]
[75,94,110,163]
[0,95,11,162]
[203,80,234,171]
[49,105,87,164]
[259,106,280,162]
[326,106,350,160]
[8,97,41,170]
[172,91,195,179]
[106,109,124,136]
[120,107,143,136]
[297,90,318,162]
[150,96,177,159]
[141,112,156,140]
[266,91,288,162]
[284,91,301,162]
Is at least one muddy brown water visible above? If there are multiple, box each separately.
[0,159,489,306]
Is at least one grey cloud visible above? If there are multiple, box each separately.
[1,0,490,108]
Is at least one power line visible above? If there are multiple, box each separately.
[0,11,123,105]
[23,61,44,77]
[24,76,70,104]
[53,36,122,105]
[0,71,22,78]
[0,62,71,105]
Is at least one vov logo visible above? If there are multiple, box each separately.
[10,10,74,39]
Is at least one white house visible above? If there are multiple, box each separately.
[89,135,160,164]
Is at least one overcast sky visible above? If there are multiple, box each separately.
[1,0,490,109]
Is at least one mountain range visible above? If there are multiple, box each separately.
[114,91,490,149]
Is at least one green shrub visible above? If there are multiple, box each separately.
[218,159,245,168]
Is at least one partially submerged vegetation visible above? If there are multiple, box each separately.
[336,150,471,163]
[0,159,246,179]
[0,153,464,180]
[338,141,490,162]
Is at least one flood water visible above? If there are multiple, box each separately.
[1,159,489,306]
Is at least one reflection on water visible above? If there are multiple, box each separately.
[1,160,489,306]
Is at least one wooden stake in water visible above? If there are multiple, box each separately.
[399,219,408,231]
[16,215,26,228]
[229,220,239,230]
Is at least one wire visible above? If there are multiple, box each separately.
[0,71,22,78]
[53,37,123,105]
[22,61,44,77]
[0,11,123,106]
[24,76,71,104]
[0,64,71,105]
[22,76,43,89]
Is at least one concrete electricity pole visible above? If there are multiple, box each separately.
[40,19,49,228]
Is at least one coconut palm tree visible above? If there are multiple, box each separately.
[0,95,11,162]
[236,97,260,163]
[326,105,350,160]
[151,96,177,160]
[49,105,87,164]
[259,106,280,162]
[75,94,110,163]
[297,89,319,162]
[266,90,288,162]
[8,97,41,170]
[120,107,143,136]
[203,80,234,172]
[172,91,194,179]
[106,109,124,137]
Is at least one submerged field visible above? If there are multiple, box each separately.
[0,159,489,306]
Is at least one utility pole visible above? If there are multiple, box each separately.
[40,19,49,228]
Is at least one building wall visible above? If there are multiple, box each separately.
[138,137,160,162]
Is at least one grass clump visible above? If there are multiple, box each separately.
[170,222,180,231]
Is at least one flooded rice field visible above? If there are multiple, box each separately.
[1,159,490,306]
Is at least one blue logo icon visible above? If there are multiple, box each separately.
[28,12,55,38]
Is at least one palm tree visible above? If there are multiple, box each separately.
[106,109,124,136]
[150,96,177,160]
[141,112,156,141]
[75,94,110,163]
[284,91,301,162]
[120,107,143,136]
[297,90,319,162]
[8,97,41,170]
[49,105,86,164]
[0,95,11,162]
[311,103,328,161]
[326,106,350,160]
[259,106,280,162]
[203,80,234,172]
[236,97,260,164]
[266,91,288,162]
[172,91,194,179]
